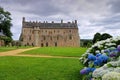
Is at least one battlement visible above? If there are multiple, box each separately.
[22,17,78,29]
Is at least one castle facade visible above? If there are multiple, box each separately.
[19,17,80,47]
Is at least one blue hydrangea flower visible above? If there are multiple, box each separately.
[99,54,108,63]
[88,54,96,61]
[94,60,101,66]
[90,68,96,72]
[96,53,102,57]
[94,54,108,66]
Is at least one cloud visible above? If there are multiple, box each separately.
[0,0,120,40]
[108,0,120,13]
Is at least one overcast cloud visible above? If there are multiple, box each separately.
[0,0,120,40]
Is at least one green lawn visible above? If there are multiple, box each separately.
[21,47,87,57]
[0,47,16,52]
[0,56,84,80]
[0,46,33,52]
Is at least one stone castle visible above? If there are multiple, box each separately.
[19,17,80,47]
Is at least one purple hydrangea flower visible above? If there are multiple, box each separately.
[117,45,120,52]
[109,50,118,57]
[104,49,110,53]
[109,53,117,57]
[80,68,96,75]
[80,69,89,74]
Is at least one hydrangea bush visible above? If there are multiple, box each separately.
[80,36,120,80]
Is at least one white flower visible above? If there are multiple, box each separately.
[95,50,100,54]
[114,67,120,73]
[92,67,109,78]
[102,72,120,80]
[101,50,105,53]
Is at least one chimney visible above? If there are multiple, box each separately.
[75,20,77,24]
[61,19,63,23]
[52,21,54,23]
[23,17,25,22]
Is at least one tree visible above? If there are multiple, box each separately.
[101,33,112,40]
[93,32,112,44]
[0,7,12,39]
[0,7,12,45]
[93,33,101,43]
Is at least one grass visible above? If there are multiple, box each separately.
[0,47,16,52]
[21,47,87,57]
[0,56,84,80]
[0,46,33,52]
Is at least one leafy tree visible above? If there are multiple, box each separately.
[0,7,12,46]
[101,33,112,40]
[93,33,112,44]
[93,33,101,43]
[0,7,12,39]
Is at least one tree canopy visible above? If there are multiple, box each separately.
[101,33,112,40]
[0,7,12,39]
[93,33,101,44]
[93,33,112,44]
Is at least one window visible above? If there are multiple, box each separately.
[46,42,48,47]
[41,43,44,47]
[32,43,34,46]
[69,35,72,40]
[43,36,46,40]
[57,36,59,40]
[29,36,31,40]
[50,37,52,40]
[32,31,34,34]
[55,42,57,47]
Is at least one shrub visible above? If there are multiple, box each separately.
[80,36,120,79]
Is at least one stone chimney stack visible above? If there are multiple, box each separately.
[52,21,54,23]
[75,20,77,24]
[23,17,25,22]
[61,19,63,23]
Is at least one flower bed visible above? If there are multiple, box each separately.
[80,36,120,80]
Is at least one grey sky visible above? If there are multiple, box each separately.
[0,0,120,40]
